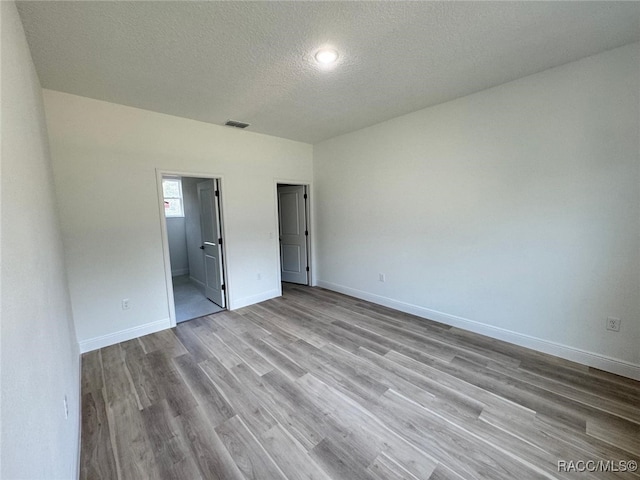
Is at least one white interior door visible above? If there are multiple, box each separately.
[278,185,309,284]
[197,179,225,308]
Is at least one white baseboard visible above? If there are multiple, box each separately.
[171,268,189,277]
[78,318,171,353]
[231,288,280,310]
[75,353,82,480]
[317,280,640,381]
[189,276,205,288]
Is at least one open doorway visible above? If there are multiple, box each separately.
[161,174,227,324]
[277,184,310,285]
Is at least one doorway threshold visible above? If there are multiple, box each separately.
[173,275,224,323]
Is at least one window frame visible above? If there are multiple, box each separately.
[162,177,185,218]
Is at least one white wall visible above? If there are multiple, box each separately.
[314,43,640,379]
[183,177,206,285]
[167,217,189,276]
[0,2,80,478]
[43,90,313,351]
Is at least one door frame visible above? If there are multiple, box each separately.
[156,169,229,327]
[274,179,314,295]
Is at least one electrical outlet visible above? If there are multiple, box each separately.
[606,317,621,332]
[63,395,69,420]
[122,299,130,310]
[379,273,386,282]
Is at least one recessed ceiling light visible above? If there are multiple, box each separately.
[315,48,339,65]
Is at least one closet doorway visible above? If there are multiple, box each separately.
[277,183,310,285]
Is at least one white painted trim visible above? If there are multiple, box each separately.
[230,289,280,310]
[189,276,205,288]
[308,182,318,287]
[78,318,170,353]
[171,268,189,277]
[155,170,177,327]
[75,352,82,480]
[317,280,640,381]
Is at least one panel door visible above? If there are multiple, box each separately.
[278,185,308,284]
[197,179,225,307]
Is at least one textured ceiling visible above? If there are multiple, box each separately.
[16,1,640,144]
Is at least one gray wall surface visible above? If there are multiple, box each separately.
[167,216,189,276]
[183,177,207,285]
[1,2,80,477]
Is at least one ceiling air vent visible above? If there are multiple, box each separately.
[224,120,251,129]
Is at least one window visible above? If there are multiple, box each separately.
[163,178,184,217]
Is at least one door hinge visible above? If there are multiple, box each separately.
[221,284,225,291]
[215,190,220,197]
[305,230,308,236]
[218,237,223,245]
[306,266,310,272]
[304,193,308,200]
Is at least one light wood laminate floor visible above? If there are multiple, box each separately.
[81,285,640,480]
